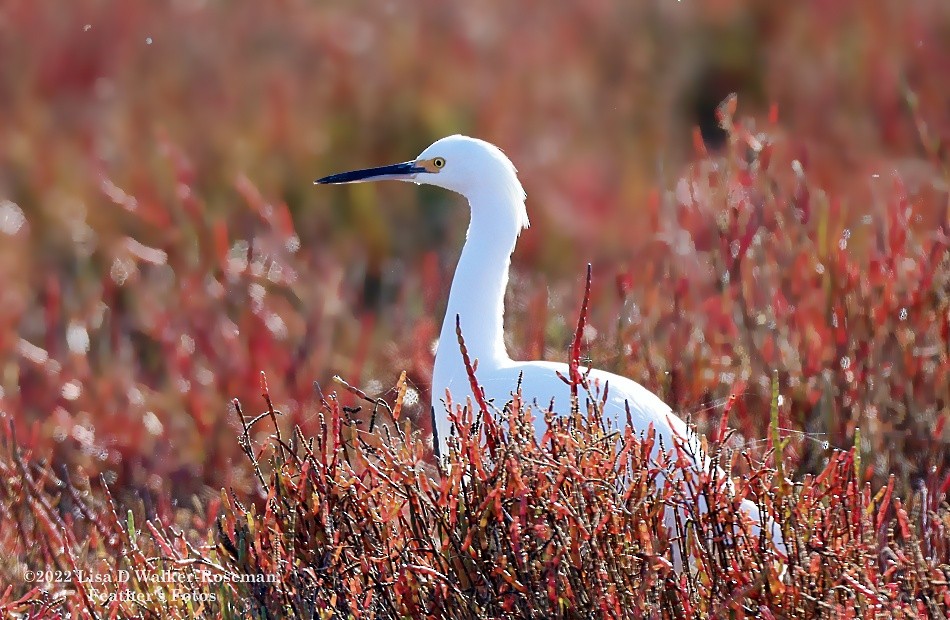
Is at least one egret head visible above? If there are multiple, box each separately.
[316,134,529,233]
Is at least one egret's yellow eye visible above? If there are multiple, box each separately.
[433,157,445,169]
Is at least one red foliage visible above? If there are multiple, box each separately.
[0,0,948,616]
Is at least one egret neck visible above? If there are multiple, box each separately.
[434,178,529,408]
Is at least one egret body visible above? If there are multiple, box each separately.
[316,135,784,558]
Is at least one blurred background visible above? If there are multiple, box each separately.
[0,0,947,505]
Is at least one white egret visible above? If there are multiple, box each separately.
[316,135,784,561]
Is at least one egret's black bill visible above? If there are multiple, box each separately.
[314,161,425,185]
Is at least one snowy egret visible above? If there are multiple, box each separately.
[316,135,784,559]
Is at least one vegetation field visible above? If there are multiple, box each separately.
[0,0,948,617]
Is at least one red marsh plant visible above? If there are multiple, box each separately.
[2,364,948,618]
[1,1,949,616]
[2,265,949,617]
[1,97,948,617]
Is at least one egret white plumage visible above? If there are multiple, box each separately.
[316,134,785,561]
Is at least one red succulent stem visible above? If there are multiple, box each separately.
[569,264,593,403]
[455,314,496,458]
